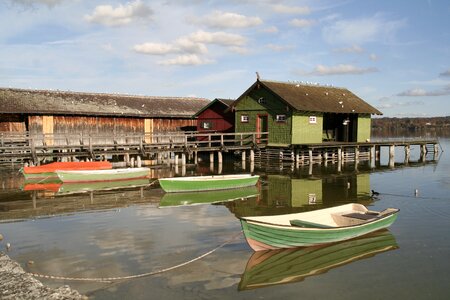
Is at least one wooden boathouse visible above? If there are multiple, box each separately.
[0,87,209,141]
[0,83,440,168]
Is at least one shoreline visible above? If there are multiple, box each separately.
[0,252,86,300]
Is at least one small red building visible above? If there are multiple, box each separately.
[194,98,235,138]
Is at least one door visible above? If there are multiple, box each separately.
[257,114,268,143]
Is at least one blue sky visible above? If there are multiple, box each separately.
[1,0,449,117]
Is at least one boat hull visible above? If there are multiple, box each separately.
[56,168,150,183]
[241,207,399,251]
[159,174,259,193]
[21,161,112,182]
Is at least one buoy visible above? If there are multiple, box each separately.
[415,189,419,197]
[6,242,11,251]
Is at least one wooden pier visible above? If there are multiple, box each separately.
[0,132,440,169]
[0,131,268,166]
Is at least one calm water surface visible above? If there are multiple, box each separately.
[0,139,449,299]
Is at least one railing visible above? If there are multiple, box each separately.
[0,131,269,162]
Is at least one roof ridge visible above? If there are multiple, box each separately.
[0,87,209,101]
[260,79,348,90]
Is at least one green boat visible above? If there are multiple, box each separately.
[158,174,260,193]
[56,167,150,183]
[159,186,259,208]
[238,230,398,290]
[240,203,399,251]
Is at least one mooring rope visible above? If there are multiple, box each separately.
[374,192,448,201]
[28,231,243,282]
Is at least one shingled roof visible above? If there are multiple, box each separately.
[235,80,382,115]
[0,88,210,118]
[193,98,235,117]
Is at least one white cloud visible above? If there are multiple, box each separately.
[369,53,378,61]
[397,85,450,96]
[7,0,63,7]
[322,15,406,44]
[85,0,153,27]
[272,4,310,15]
[193,10,262,29]
[228,46,250,55]
[439,69,450,77]
[266,44,294,52]
[289,18,314,28]
[333,45,364,54]
[188,30,246,47]
[133,43,177,55]
[307,64,379,75]
[158,54,214,66]
[262,26,278,33]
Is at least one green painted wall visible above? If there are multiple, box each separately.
[357,114,371,142]
[235,89,292,145]
[235,85,372,145]
[291,178,323,207]
[291,112,323,144]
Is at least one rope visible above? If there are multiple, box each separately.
[374,192,448,201]
[28,231,243,282]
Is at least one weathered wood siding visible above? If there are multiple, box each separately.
[0,114,26,132]
[291,112,323,144]
[26,115,196,145]
[357,114,371,142]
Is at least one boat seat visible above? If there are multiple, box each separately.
[289,219,334,228]
[342,213,379,220]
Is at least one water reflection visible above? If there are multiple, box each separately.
[223,173,374,218]
[238,229,398,291]
[159,186,259,208]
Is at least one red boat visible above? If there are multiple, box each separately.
[21,161,112,181]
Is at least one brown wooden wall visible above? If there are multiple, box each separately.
[0,114,26,132]
[26,115,196,136]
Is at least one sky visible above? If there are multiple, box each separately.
[0,0,449,117]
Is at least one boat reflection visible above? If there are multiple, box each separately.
[238,229,398,291]
[159,186,259,208]
[22,178,151,196]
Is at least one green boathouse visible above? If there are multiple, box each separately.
[232,79,382,146]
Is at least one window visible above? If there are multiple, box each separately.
[309,116,317,124]
[276,114,286,122]
[201,121,212,129]
[241,115,249,123]
[258,97,266,104]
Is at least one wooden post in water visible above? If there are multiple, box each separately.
[218,151,223,164]
[295,149,300,168]
[174,154,179,166]
[337,148,342,164]
[308,149,313,165]
[137,156,142,167]
[250,149,254,163]
[370,146,376,168]
[355,146,359,161]
[181,152,186,166]
[404,145,410,164]
[210,152,214,163]
[194,151,198,164]
[376,146,381,162]
[242,150,246,163]
[389,145,395,168]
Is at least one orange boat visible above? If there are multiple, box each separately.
[21,161,112,181]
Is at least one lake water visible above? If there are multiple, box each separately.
[1,138,449,299]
